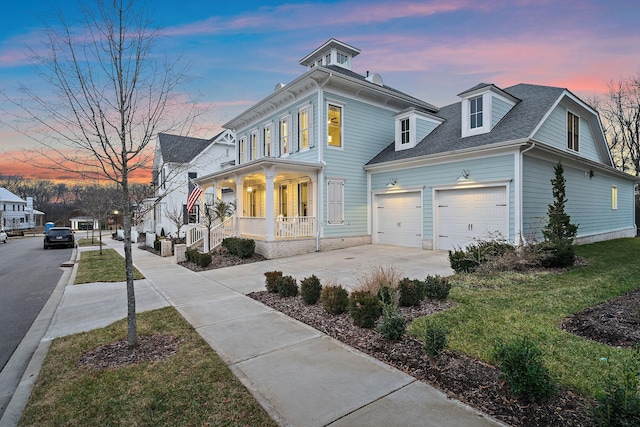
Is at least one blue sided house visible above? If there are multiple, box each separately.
[195,38,636,259]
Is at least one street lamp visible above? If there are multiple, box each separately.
[113,210,119,231]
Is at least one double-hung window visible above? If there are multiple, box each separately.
[239,137,246,164]
[328,104,342,148]
[298,182,308,216]
[279,116,289,156]
[611,186,618,210]
[263,125,272,157]
[250,132,258,160]
[567,111,579,151]
[401,118,410,145]
[470,96,483,129]
[298,106,310,151]
[327,179,344,224]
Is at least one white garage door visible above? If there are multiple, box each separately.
[437,186,508,250]
[375,192,422,248]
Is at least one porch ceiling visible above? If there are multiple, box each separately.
[196,158,324,187]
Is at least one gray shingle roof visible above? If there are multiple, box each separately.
[158,131,223,163]
[324,65,439,113]
[367,83,566,165]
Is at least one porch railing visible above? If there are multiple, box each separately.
[275,216,316,238]
[210,217,234,249]
[186,223,206,248]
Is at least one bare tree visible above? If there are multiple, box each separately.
[597,74,640,176]
[4,1,195,347]
[164,204,185,240]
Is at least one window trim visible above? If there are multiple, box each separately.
[327,178,344,225]
[567,110,580,152]
[327,102,344,150]
[470,96,483,129]
[298,105,311,152]
[263,124,272,157]
[279,115,290,157]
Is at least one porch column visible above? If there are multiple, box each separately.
[264,165,276,241]
[235,175,244,236]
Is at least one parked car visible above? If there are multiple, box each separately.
[44,227,75,249]
[0,229,7,243]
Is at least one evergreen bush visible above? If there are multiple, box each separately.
[593,347,640,427]
[348,291,382,328]
[398,278,426,307]
[376,300,406,341]
[493,336,557,403]
[423,319,448,357]
[276,275,298,297]
[321,285,349,315]
[222,237,256,258]
[264,271,283,293]
[300,275,322,305]
[423,275,451,300]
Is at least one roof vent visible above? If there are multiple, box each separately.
[365,73,383,86]
[274,82,286,92]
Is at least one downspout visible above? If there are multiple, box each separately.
[518,142,536,245]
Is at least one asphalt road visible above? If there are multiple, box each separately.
[0,235,72,371]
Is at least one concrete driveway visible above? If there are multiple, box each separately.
[199,244,454,294]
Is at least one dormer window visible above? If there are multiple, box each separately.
[401,118,410,144]
[470,96,483,129]
[336,52,350,68]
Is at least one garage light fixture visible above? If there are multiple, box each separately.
[386,178,397,188]
[457,170,470,181]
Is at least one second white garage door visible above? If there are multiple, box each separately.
[436,186,508,250]
[375,192,422,248]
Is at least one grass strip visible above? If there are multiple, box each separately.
[19,307,276,427]
[75,249,144,284]
[409,237,640,396]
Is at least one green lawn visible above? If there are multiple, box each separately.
[75,249,144,284]
[409,237,640,395]
[19,308,276,427]
[76,237,108,247]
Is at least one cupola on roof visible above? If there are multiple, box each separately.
[299,38,361,70]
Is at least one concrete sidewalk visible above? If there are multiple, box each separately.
[1,241,506,426]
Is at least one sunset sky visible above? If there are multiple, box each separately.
[1,0,639,182]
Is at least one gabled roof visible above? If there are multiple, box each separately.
[367,84,565,165]
[158,131,225,164]
[0,187,26,203]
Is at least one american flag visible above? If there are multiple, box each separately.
[186,180,203,212]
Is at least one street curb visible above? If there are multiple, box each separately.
[0,247,78,427]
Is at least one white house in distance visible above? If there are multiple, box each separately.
[143,130,235,237]
[0,187,42,230]
[192,38,636,259]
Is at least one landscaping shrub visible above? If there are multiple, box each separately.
[348,291,382,328]
[423,275,451,300]
[376,299,406,341]
[423,319,448,357]
[222,237,255,258]
[593,348,640,427]
[264,271,283,293]
[493,336,557,403]
[276,275,298,297]
[153,237,161,251]
[539,240,576,268]
[398,278,426,307]
[197,252,212,267]
[185,248,199,263]
[321,285,349,315]
[449,237,516,273]
[300,275,322,305]
[356,265,401,295]
[377,284,396,306]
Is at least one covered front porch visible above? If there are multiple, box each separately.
[194,158,324,256]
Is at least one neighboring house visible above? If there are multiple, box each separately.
[195,38,636,258]
[144,130,235,236]
[0,188,39,231]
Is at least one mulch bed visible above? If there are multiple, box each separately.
[249,291,597,427]
[78,334,183,370]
